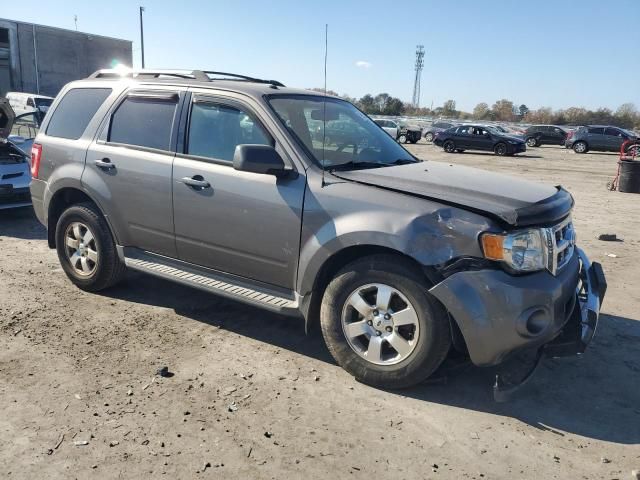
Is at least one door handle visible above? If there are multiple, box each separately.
[95,158,116,170]
[180,175,211,189]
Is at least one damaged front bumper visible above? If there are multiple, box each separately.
[430,247,606,401]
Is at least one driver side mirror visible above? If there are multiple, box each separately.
[233,144,289,178]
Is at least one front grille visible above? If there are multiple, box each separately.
[544,217,575,275]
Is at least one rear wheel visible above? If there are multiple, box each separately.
[320,255,451,389]
[443,140,456,153]
[494,142,508,156]
[573,141,588,154]
[424,132,434,142]
[526,137,539,147]
[55,202,126,292]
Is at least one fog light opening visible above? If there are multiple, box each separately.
[526,309,550,336]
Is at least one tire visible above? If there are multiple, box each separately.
[55,202,126,292]
[398,134,407,144]
[424,132,434,142]
[573,141,588,154]
[494,142,507,156]
[625,143,640,157]
[526,137,539,147]
[320,255,451,389]
[443,140,456,153]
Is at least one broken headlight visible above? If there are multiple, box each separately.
[481,229,547,272]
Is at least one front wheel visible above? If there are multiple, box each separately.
[443,140,456,153]
[424,132,434,142]
[398,134,407,144]
[494,142,507,156]
[320,255,451,389]
[55,202,126,292]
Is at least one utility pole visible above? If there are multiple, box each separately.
[74,15,78,31]
[139,6,145,68]
[411,45,425,108]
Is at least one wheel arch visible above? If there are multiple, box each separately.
[46,187,114,249]
[299,244,438,333]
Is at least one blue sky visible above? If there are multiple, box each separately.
[4,0,639,112]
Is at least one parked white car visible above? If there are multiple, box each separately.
[374,119,399,139]
[6,91,54,116]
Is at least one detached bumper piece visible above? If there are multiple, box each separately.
[493,248,606,402]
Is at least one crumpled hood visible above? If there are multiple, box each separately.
[0,98,15,140]
[332,161,573,227]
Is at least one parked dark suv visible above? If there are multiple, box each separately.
[566,125,639,154]
[29,69,605,397]
[524,125,568,147]
[434,124,526,156]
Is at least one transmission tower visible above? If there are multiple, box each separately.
[412,45,425,108]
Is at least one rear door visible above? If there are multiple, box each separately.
[586,127,605,149]
[451,125,472,148]
[171,92,305,288]
[83,87,184,257]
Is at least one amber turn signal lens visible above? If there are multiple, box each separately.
[481,234,504,260]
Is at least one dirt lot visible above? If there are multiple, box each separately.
[1,144,639,479]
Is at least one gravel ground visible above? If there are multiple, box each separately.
[1,143,639,479]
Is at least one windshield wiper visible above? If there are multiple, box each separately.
[328,158,417,172]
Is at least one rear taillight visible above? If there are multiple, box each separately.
[567,131,574,139]
[31,143,42,178]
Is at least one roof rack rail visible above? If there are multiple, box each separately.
[203,71,285,87]
[88,69,211,81]
[88,68,285,87]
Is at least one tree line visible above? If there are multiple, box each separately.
[310,88,640,129]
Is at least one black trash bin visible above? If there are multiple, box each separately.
[618,160,640,193]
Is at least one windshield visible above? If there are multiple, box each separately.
[268,95,416,170]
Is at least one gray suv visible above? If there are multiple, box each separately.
[30,69,606,396]
[566,125,639,154]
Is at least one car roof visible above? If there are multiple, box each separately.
[74,69,321,101]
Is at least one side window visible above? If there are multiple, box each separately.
[187,101,271,162]
[604,127,622,137]
[588,127,604,135]
[108,94,178,151]
[46,88,112,140]
[27,98,35,107]
[456,126,471,135]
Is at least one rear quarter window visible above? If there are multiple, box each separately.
[46,88,112,140]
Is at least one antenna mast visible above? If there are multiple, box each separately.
[321,24,328,187]
[411,45,425,108]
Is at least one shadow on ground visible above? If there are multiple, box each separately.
[101,270,640,446]
[0,207,46,240]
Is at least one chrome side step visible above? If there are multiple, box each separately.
[121,248,300,316]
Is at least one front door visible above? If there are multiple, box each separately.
[604,127,626,152]
[84,89,183,257]
[172,94,305,289]
[470,126,493,151]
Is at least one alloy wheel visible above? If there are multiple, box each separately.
[341,283,420,366]
[64,222,99,276]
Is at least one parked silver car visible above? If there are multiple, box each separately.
[1,99,32,210]
[29,69,606,398]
